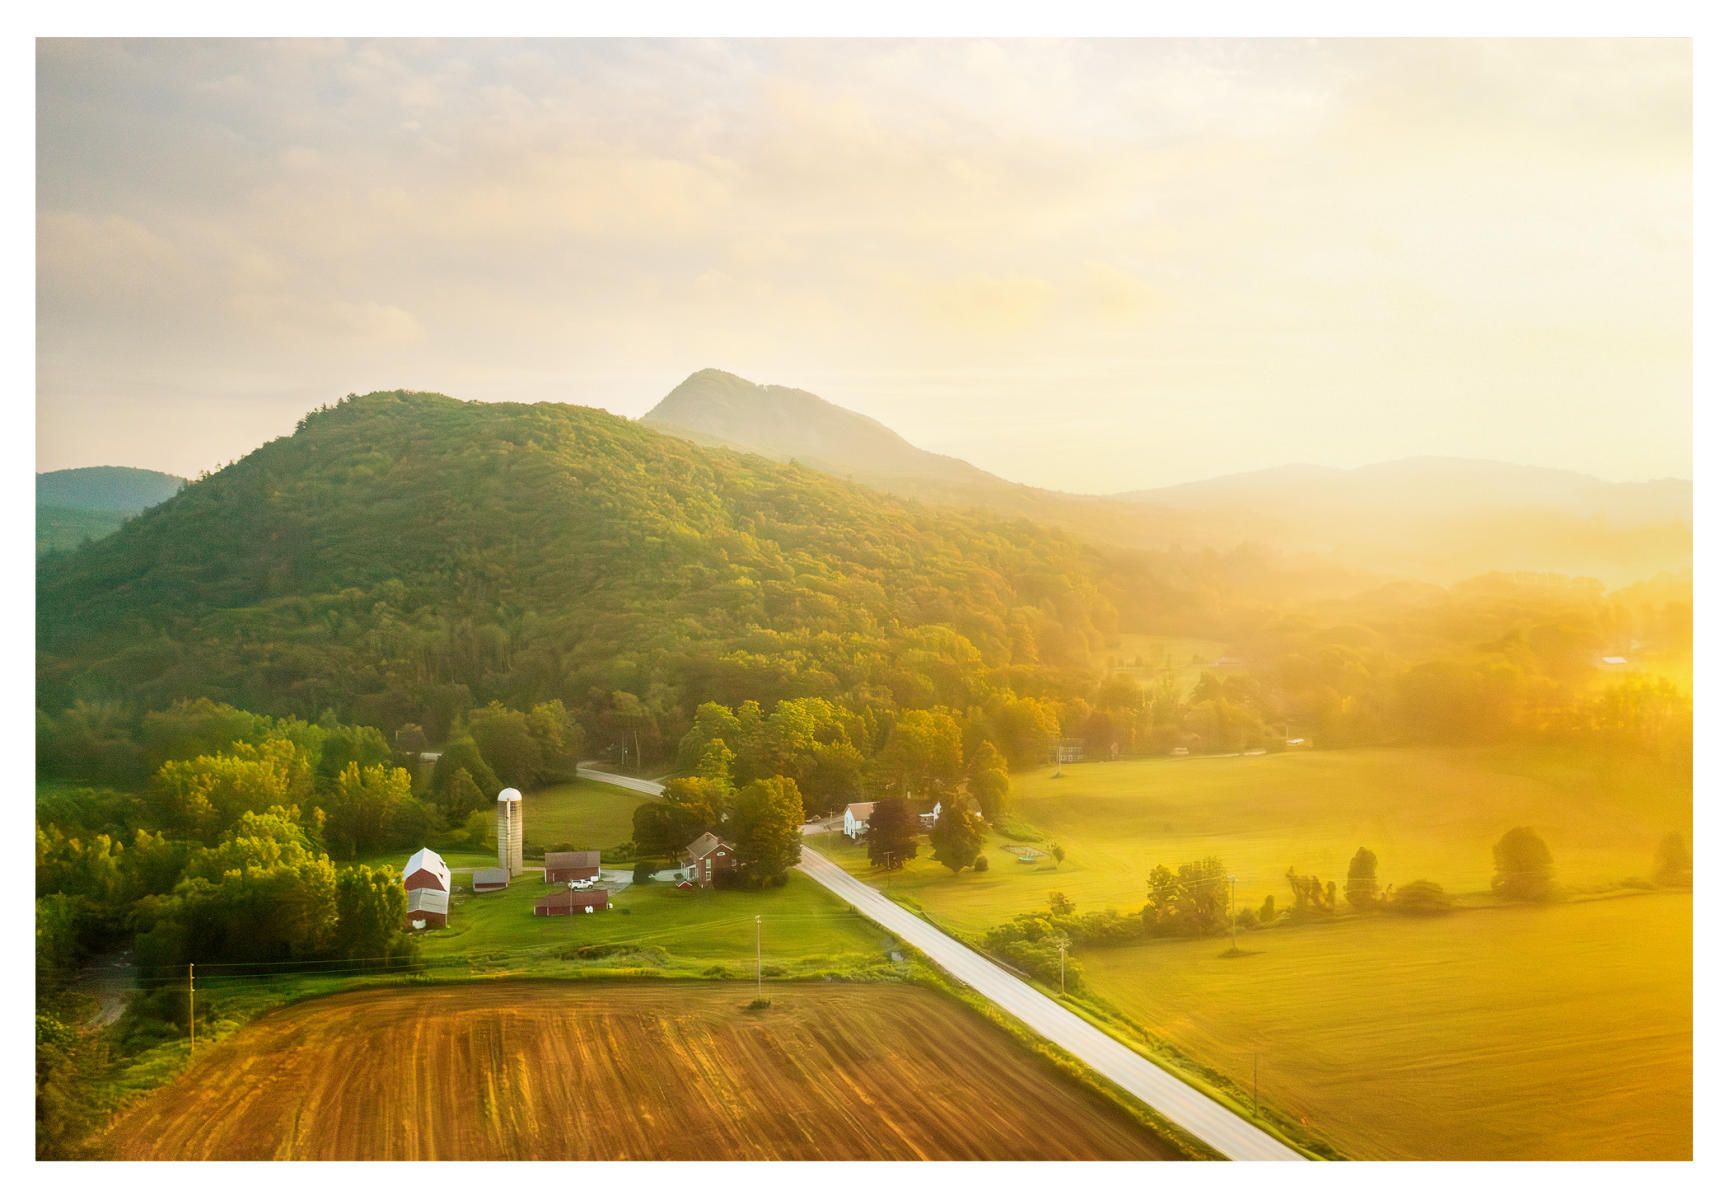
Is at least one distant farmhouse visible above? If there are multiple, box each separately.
[544,850,601,884]
[403,847,451,930]
[843,801,875,840]
[534,888,611,917]
[679,832,736,888]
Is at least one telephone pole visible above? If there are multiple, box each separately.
[755,915,762,999]
[187,962,196,1058]
[1056,935,1070,997]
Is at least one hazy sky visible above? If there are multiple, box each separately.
[36,38,1691,490]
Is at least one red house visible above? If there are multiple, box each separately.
[678,833,736,889]
[533,888,611,917]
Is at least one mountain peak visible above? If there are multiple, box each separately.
[642,369,992,487]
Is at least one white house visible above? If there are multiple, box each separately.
[843,801,876,840]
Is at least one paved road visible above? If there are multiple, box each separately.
[567,767,1299,1160]
[574,766,667,796]
[795,846,1305,1162]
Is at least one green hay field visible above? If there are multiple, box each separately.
[1083,891,1692,1160]
[522,777,643,849]
[422,868,890,973]
[819,746,1691,935]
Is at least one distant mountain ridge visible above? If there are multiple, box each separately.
[37,465,187,556]
[640,370,1691,586]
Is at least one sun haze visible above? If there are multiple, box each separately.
[36,38,1689,490]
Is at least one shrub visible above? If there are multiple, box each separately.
[632,860,657,884]
[1390,879,1452,915]
[1491,826,1555,901]
[973,854,990,872]
[746,997,771,1010]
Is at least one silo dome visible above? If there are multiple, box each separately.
[498,787,522,803]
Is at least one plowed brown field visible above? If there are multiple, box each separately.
[102,981,1182,1160]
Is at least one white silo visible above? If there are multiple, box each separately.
[497,787,523,876]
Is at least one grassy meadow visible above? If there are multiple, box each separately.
[418,869,889,975]
[355,776,647,873]
[818,746,1692,935]
[1083,890,1692,1160]
[816,745,1691,1159]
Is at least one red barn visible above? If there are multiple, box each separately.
[405,888,449,930]
[402,847,451,893]
[533,888,611,917]
[543,850,601,884]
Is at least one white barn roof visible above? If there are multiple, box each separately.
[403,847,451,892]
[405,887,449,916]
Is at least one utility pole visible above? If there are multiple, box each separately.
[755,915,762,999]
[188,962,196,1058]
[1057,935,1070,997]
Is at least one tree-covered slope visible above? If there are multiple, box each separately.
[36,466,188,556]
[37,391,1135,755]
[37,466,186,512]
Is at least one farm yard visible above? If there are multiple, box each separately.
[101,981,1187,1160]
[1083,890,1692,1160]
[816,746,1693,936]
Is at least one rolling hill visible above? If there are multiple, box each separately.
[642,371,1691,585]
[35,391,1151,751]
[36,466,187,556]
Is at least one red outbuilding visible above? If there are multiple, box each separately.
[533,888,611,917]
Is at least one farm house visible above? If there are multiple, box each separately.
[406,887,449,930]
[543,850,601,884]
[534,888,611,917]
[678,833,735,888]
[402,847,451,893]
[843,802,875,839]
[472,867,510,892]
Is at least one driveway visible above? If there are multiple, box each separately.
[574,766,666,796]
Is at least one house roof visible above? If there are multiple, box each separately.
[680,832,733,864]
[403,848,451,891]
[544,850,601,871]
[472,867,510,886]
[846,802,877,821]
[406,887,450,916]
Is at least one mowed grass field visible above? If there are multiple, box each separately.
[424,869,889,973]
[356,777,645,873]
[522,777,642,849]
[818,746,1692,935]
[1083,891,1692,1160]
[101,981,1185,1160]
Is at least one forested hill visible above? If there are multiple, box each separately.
[37,391,1157,757]
[36,465,188,556]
